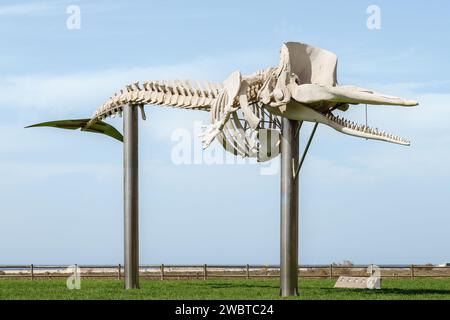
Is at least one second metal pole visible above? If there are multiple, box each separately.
[124,105,139,289]
[280,118,300,296]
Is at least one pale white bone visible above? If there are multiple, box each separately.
[199,71,242,149]
[288,83,418,107]
[238,81,260,130]
[87,41,417,157]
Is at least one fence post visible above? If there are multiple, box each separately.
[30,264,34,281]
[329,264,333,279]
[117,264,121,280]
[246,264,250,279]
[203,264,207,280]
[160,264,164,281]
[411,264,414,279]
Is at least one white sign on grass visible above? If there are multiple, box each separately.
[334,265,381,290]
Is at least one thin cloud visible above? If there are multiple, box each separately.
[0,52,271,116]
[0,1,65,17]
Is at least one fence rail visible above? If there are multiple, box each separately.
[1,264,450,280]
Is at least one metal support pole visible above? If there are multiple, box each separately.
[280,118,300,296]
[295,122,318,179]
[124,105,139,289]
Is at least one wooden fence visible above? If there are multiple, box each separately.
[1,264,450,280]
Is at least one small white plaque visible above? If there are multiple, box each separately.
[334,276,381,290]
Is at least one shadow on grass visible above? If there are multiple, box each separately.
[214,285,450,296]
[377,288,450,295]
[207,283,279,290]
[322,287,450,296]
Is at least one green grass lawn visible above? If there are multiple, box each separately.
[1,278,450,300]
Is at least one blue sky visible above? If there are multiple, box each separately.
[1,0,449,265]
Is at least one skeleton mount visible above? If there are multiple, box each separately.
[28,42,419,295]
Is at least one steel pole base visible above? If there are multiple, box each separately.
[124,105,140,290]
[280,118,300,297]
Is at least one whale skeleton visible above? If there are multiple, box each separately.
[28,42,418,161]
